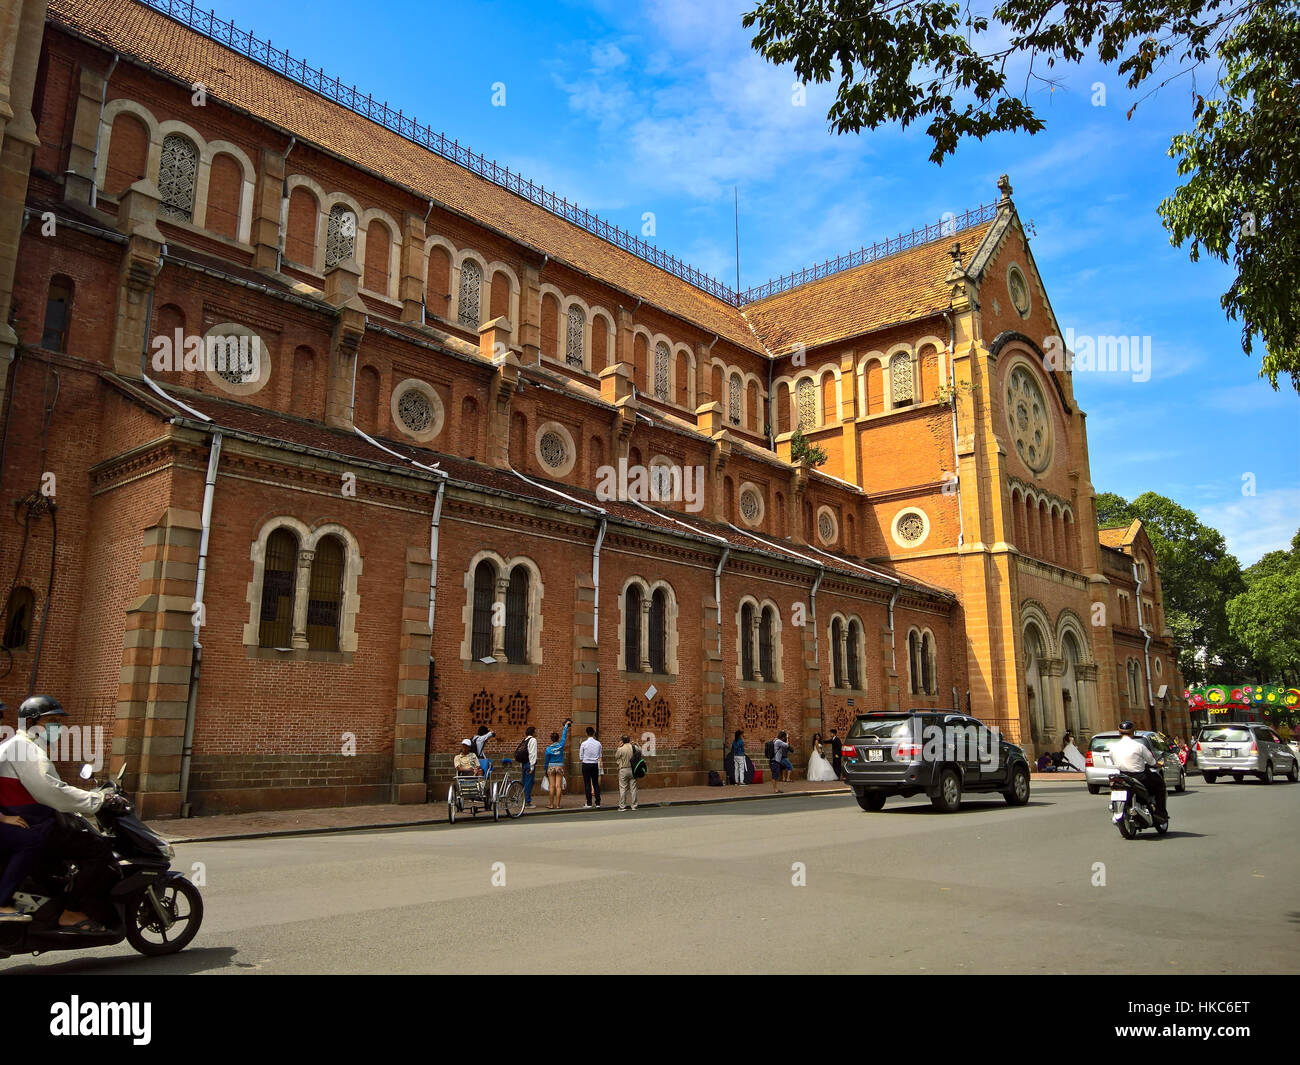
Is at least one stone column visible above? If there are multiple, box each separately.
[638,594,652,673]
[701,580,724,780]
[250,145,286,271]
[1038,656,1065,747]
[399,209,427,324]
[63,65,111,207]
[113,506,203,820]
[323,257,366,428]
[491,576,509,660]
[393,543,433,803]
[290,548,314,650]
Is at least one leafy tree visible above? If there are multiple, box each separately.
[1229,525,1300,683]
[1094,492,1134,527]
[742,0,1300,389]
[790,428,829,466]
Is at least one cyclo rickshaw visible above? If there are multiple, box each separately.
[447,751,526,823]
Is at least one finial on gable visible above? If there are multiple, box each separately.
[997,174,1013,203]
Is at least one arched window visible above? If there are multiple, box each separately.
[505,564,529,663]
[890,353,914,408]
[42,276,73,352]
[471,559,496,660]
[740,602,755,681]
[797,378,817,429]
[847,619,862,690]
[306,535,344,651]
[729,374,742,426]
[1,587,35,651]
[625,585,643,672]
[831,617,845,688]
[325,203,356,268]
[920,631,935,695]
[759,606,774,681]
[649,588,667,673]
[158,132,199,221]
[908,630,921,695]
[458,259,482,330]
[654,342,670,401]
[258,528,298,648]
[565,306,585,368]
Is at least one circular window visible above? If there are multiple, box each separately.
[738,482,765,527]
[202,323,270,395]
[890,508,930,548]
[534,421,576,477]
[816,505,838,546]
[1004,362,1053,473]
[390,379,445,442]
[1007,265,1031,317]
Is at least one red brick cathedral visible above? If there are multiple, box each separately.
[0,0,1188,816]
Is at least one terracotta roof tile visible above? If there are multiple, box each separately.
[742,221,996,354]
[50,0,759,349]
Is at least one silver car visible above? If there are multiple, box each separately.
[1085,730,1185,795]
[1196,723,1300,784]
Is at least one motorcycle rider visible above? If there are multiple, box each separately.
[1112,720,1169,823]
[0,695,126,931]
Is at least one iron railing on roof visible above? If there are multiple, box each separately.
[736,201,999,303]
[139,0,1000,308]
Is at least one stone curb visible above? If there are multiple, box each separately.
[152,777,1088,845]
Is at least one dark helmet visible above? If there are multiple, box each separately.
[19,694,66,722]
[1118,720,1136,735]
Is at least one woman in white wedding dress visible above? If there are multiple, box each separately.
[806,732,839,781]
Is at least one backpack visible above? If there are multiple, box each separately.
[630,744,648,779]
[707,770,723,786]
[514,736,530,766]
[764,739,775,760]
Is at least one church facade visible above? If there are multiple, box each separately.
[0,0,1189,816]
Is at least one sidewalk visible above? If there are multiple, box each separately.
[144,772,1085,843]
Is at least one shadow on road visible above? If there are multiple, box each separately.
[4,945,238,975]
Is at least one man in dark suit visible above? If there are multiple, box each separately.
[829,729,843,778]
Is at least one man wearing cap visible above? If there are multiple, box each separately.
[0,695,123,931]
[454,739,481,776]
[1112,719,1168,823]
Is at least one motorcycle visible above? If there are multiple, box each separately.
[0,762,203,960]
[1107,763,1170,839]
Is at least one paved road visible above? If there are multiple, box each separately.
[8,778,1298,974]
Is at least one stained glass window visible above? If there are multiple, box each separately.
[471,560,495,660]
[505,566,529,663]
[306,536,344,651]
[258,529,297,648]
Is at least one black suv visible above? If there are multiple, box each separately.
[842,711,1031,812]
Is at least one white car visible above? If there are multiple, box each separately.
[1085,730,1185,795]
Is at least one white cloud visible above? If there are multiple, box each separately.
[1199,486,1300,566]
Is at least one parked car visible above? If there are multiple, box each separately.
[841,711,1031,813]
[1085,730,1185,794]
[1196,723,1300,784]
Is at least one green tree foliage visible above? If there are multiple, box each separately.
[1228,527,1300,684]
[742,0,1300,389]
[790,428,829,466]
[1093,490,1247,683]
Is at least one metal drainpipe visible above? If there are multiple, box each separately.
[422,475,447,788]
[88,54,119,209]
[179,431,223,816]
[888,587,901,708]
[1134,560,1155,722]
[592,515,607,735]
[138,246,168,375]
[810,566,824,732]
[715,546,730,763]
[420,199,433,324]
[944,309,965,548]
[275,136,297,273]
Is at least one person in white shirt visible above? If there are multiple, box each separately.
[1112,720,1168,821]
[578,727,603,809]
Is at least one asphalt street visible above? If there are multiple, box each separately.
[9,778,1298,974]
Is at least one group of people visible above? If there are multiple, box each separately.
[729,729,845,792]
[454,718,645,812]
[0,696,129,932]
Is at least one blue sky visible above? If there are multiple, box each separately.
[198,0,1299,564]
